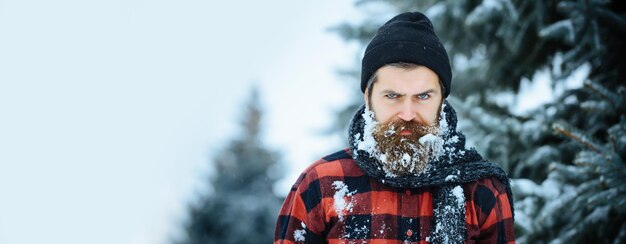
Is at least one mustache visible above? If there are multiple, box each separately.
[379,120,437,138]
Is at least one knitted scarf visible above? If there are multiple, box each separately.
[348,101,514,243]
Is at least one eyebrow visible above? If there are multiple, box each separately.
[380,88,437,96]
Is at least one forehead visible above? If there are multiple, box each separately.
[374,65,441,92]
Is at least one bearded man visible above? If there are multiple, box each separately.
[275,12,515,243]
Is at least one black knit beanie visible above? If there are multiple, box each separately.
[361,12,452,98]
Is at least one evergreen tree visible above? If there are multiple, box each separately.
[331,0,625,243]
[175,88,283,244]
[512,82,626,243]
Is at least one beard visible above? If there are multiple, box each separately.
[372,119,443,176]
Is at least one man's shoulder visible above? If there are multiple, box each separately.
[463,176,509,198]
[320,148,353,162]
[462,176,514,226]
[300,148,362,177]
[288,148,364,190]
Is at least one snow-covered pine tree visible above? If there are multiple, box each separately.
[174,88,283,244]
[331,0,625,242]
[513,81,625,243]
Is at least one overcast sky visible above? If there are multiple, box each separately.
[0,1,362,243]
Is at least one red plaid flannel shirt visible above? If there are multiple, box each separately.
[275,149,515,243]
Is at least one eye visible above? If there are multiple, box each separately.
[385,93,400,99]
[417,93,430,100]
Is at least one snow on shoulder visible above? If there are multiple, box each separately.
[332,181,356,222]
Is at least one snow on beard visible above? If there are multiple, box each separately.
[373,119,440,176]
[361,109,444,177]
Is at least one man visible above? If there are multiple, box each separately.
[275,12,515,243]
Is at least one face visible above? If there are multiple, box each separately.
[361,65,444,176]
[364,65,443,128]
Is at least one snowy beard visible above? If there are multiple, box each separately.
[357,109,445,177]
[374,119,442,176]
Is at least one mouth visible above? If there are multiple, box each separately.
[399,129,412,136]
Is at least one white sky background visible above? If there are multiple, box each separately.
[0,1,361,243]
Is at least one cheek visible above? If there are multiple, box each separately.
[370,104,394,124]
[420,103,441,125]
[428,103,441,123]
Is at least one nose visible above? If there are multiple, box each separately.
[397,103,416,121]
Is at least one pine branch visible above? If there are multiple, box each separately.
[607,118,626,152]
[595,5,626,32]
[574,150,613,173]
[539,19,575,44]
[560,41,585,70]
[465,0,504,27]
[587,188,619,205]
[564,206,611,242]
[553,121,607,153]
[577,178,604,195]
[556,229,579,244]
[613,222,626,244]
[449,96,520,134]
[592,19,604,51]
[556,1,579,14]
[584,80,624,111]
[550,162,591,181]
[557,205,611,242]
[511,178,540,197]
[569,142,626,190]
[580,100,612,112]
[509,17,532,56]
[537,187,578,224]
[601,179,626,201]
[615,192,626,210]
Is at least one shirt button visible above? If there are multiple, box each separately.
[407,229,413,237]
[405,189,411,196]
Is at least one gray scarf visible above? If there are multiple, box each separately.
[348,101,514,243]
